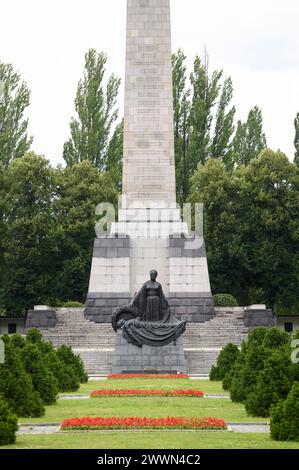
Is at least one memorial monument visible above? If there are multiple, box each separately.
[84,0,214,372]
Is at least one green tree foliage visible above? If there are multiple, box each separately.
[54,161,118,303]
[245,347,298,417]
[294,112,299,166]
[0,340,44,417]
[21,343,58,406]
[57,345,88,383]
[209,77,235,170]
[1,153,60,314]
[270,383,299,441]
[63,49,120,169]
[189,150,299,308]
[210,343,240,381]
[188,54,222,171]
[0,398,18,446]
[172,49,191,203]
[213,294,239,307]
[45,351,80,393]
[172,50,236,200]
[106,120,123,190]
[0,155,118,313]
[232,106,267,166]
[0,63,32,168]
[224,328,298,418]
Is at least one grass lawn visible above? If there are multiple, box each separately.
[20,380,264,425]
[2,432,299,450]
[8,379,297,449]
[62,379,229,396]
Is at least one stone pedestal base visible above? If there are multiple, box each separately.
[112,330,187,374]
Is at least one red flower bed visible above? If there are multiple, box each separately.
[61,416,226,430]
[108,374,189,379]
[90,389,204,398]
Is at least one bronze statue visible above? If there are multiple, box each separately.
[112,270,187,348]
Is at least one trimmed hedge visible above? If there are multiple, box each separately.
[0,398,18,446]
[213,294,238,307]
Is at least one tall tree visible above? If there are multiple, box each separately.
[1,153,60,314]
[106,120,123,191]
[63,49,121,169]
[209,77,236,170]
[0,63,32,168]
[54,161,118,303]
[172,49,190,203]
[188,54,222,171]
[294,112,299,166]
[233,106,267,166]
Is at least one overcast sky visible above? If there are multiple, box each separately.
[1,0,298,165]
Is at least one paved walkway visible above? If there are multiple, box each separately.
[58,394,230,400]
[17,423,270,435]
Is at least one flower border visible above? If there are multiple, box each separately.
[108,374,189,379]
[61,416,227,430]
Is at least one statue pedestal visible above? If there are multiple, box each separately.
[112,331,187,375]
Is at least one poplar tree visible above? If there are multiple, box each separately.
[0,63,32,168]
[63,49,120,170]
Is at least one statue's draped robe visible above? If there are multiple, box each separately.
[121,281,186,348]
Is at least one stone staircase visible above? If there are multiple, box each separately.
[38,307,248,376]
[184,308,249,375]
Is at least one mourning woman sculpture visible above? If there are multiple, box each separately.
[112,270,187,348]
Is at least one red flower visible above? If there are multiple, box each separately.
[108,374,189,379]
[61,416,226,430]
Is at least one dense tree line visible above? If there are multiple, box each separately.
[0,50,298,314]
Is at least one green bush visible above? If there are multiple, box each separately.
[213,294,238,307]
[63,301,84,308]
[245,347,294,417]
[229,345,269,402]
[21,343,58,406]
[270,382,299,441]
[45,351,80,392]
[0,398,18,446]
[9,334,26,350]
[57,345,88,383]
[210,343,240,381]
[0,343,44,417]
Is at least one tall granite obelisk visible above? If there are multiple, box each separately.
[122,0,176,208]
[85,0,214,327]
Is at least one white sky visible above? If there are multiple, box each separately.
[0,0,298,166]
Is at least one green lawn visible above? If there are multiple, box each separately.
[7,379,297,449]
[62,379,229,396]
[2,432,299,450]
[20,379,263,425]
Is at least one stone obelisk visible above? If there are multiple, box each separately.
[85,0,214,328]
[122,0,176,208]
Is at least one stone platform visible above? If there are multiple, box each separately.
[112,331,186,374]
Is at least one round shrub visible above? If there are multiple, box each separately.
[63,301,84,308]
[57,345,88,383]
[270,382,299,441]
[213,294,238,307]
[210,343,240,381]
[0,398,18,446]
[0,343,44,417]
